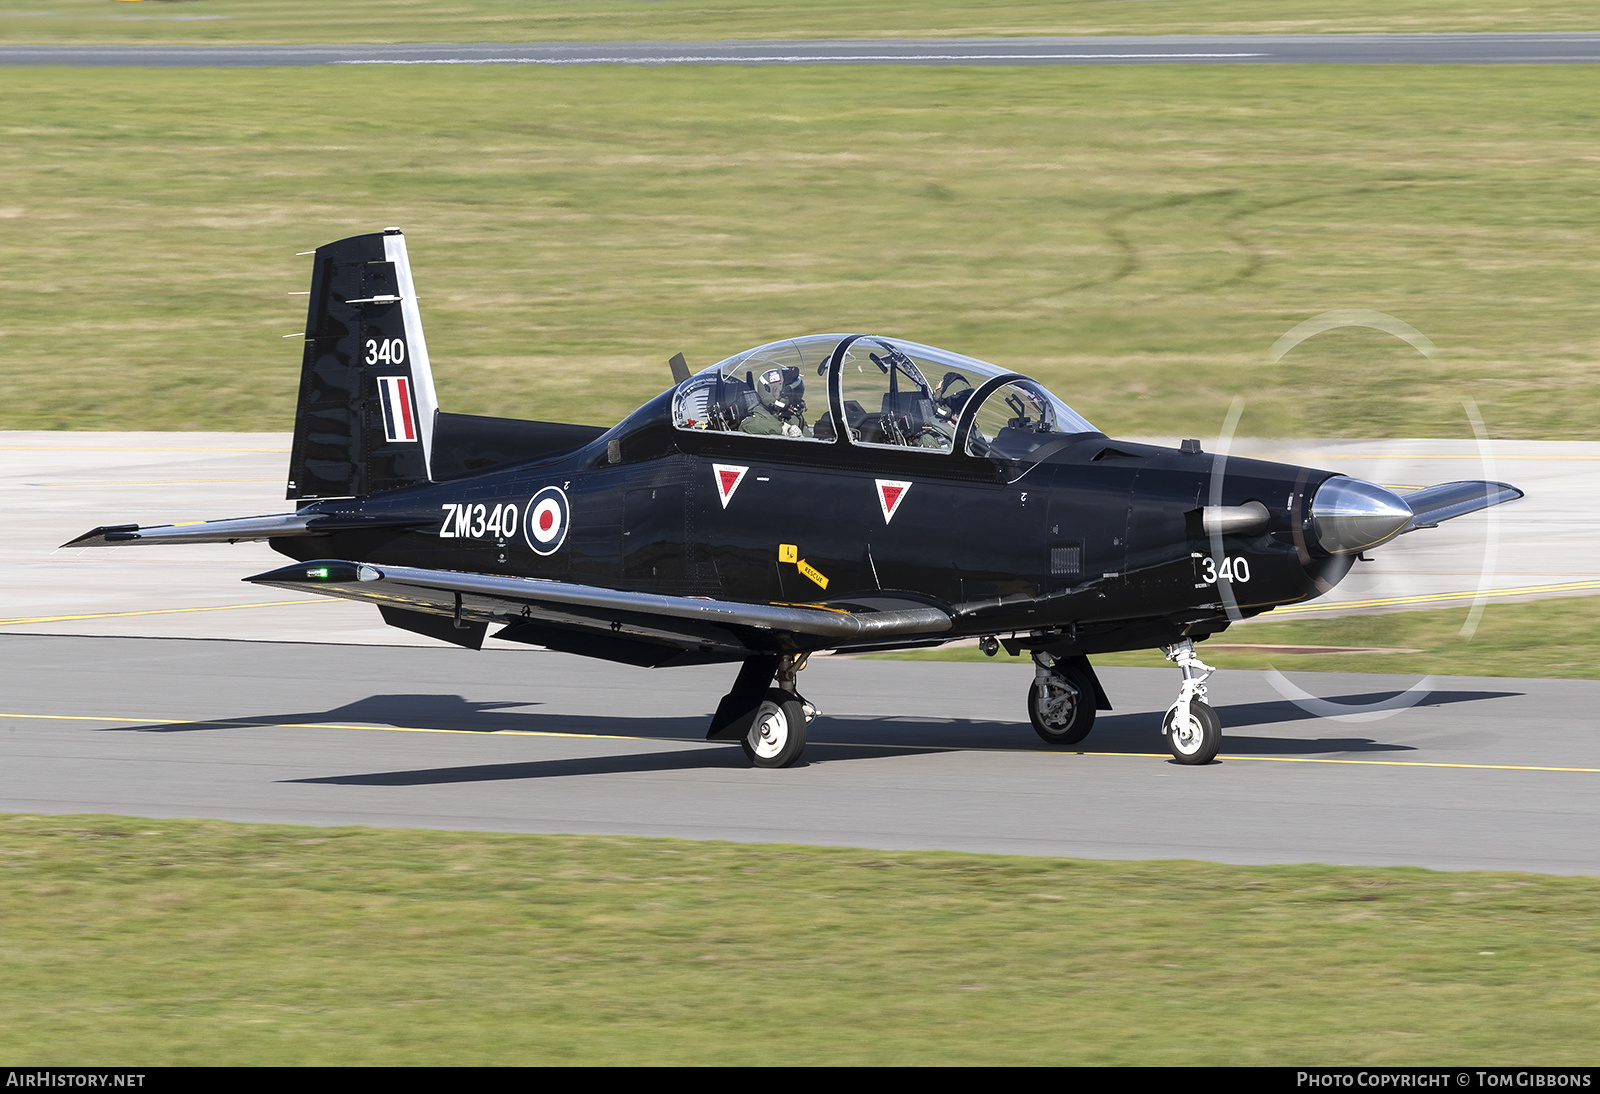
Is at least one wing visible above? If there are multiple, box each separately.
[246,559,953,666]
[1397,480,1523,532]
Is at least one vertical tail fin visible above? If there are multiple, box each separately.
[287,228,441,500]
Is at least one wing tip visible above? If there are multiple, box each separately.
[60,524,141,548]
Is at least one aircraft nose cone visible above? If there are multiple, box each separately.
[1310,476,1413,554]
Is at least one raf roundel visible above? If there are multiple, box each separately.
[523,486,570,556]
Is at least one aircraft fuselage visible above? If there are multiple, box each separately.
[274,388,1348,656]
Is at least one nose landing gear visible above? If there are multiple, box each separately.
[1161,639,1220,765]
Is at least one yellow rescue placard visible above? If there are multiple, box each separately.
[779,543,798,563]
[798,558,828,590]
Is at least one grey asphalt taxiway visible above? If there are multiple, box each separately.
[5,633,1599,875]
[4,34,1600,68]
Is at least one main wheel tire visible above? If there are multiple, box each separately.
[740,688,808,768]
[1028,663,1096,745]
[1164,699,1221,765]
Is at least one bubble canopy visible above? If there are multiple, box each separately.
[670,334,1097,458]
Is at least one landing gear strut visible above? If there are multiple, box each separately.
[708,652,819,769]
[1161,639,1220,765]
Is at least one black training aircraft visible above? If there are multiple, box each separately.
[68,229,1523,767]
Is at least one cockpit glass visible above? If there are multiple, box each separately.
[836,338,992,453]
[671,335,844,443]
[671,334,1097,454]
[964,378,1096,460]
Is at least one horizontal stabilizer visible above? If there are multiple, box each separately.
[245,559,953,655]
[61,512,423,548]
[1398,480,1523,532]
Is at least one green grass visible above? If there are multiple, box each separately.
[1,0,1597,45]
[872,594,1600,679]
[6,15,1595,1068]
[2,814,1598,1064]
[2,64,1600,437]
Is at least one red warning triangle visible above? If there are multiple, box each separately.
[713,464,749,509]
[876,479,912,524]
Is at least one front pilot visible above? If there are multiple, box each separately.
[740,365,809,438]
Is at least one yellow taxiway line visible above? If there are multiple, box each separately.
[1272,579,1600,616]
[0,712,645,743]
[2,711,1597,773]
[0,599,329,626]
[0,445,290,452]
[1073,750,1600,773]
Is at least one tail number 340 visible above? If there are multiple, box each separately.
[366,338,406,365]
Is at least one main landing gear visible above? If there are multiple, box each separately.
[742,689,809,768]
[1028,651,1096,746]
[708,653,818,769]
[1161,639,1221,765]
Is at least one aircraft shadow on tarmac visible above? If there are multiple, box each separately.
[97,686,1519,783]
[287,743,930,786]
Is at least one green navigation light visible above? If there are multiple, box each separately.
[307,567,329,579]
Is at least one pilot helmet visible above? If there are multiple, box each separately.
[757,365,805,417]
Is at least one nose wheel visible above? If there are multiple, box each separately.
[1161,639,1221,765]
[1163,699,1221,764]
